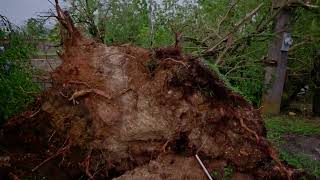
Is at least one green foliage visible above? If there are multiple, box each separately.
[282,2,320,104]
[24,18,48,39]
[0,31,41,122]
[223,166,233,180]
[211,166,234,180]
[103,0,151,45]
[46,23,62,46]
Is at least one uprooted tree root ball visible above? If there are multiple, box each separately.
[0,2,301,180]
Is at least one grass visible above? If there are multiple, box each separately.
[265,115,320,177]
[280,151,320,177]
[211,166,233,180]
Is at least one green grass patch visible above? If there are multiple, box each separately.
[265,116,320,143]
[265,115,320,177]
[280,151,320,177]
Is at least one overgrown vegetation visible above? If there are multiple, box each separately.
[265,116,320,177]
[0,22,41,122]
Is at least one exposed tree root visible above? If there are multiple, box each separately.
[80,149,94,180]
[68,89,111,103]
[9,173,20,180]
[239,118,260,142]
[31,138,71,172]
[0,1,301,179]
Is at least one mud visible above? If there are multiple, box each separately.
[282,134,320,161]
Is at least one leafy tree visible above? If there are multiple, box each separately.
[0,16,41,122]
[24,18,48,39]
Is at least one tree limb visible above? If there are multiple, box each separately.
[204,3,264,54]
[217,1,239,34]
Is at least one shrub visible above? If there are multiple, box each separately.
[0,31,41,122]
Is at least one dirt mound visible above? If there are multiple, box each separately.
[0,2,298,180]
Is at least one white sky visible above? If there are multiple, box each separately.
[0,0,190,26]
[0,0,62,25]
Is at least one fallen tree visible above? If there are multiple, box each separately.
[0,1,300,179]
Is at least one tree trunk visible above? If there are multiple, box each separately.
[312,53,320,116]
[313,89,320,116]
[261,3,293,114]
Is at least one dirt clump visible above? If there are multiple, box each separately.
[0,2,299,180]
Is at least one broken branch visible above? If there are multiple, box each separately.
[205,3,264,54]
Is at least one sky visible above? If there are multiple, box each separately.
[0,0,59,25]
[0,0,186,26]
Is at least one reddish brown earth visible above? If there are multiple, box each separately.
[0,2,300,180]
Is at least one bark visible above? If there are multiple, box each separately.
[261,2,293,114]
[313,89,320,116]
[312,54,320,116]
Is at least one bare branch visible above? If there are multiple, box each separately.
[217,1,239,34]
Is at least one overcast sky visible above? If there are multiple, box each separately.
[0,0,58,25]
[0,0,185,26]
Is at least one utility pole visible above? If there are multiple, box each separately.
[261,0,293,114]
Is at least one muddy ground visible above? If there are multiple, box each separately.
[282,134,320,161]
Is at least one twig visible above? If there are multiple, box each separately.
[217,1,239,34]
[59,91,68,98]
[161,140,170,153]
[195,154,213,180]
[9,173,20,180]
[239,118,259,142]
[68,89,111,103]
[163,58,189,68]
[19,86,38,95]
[80,149,94,179]
[91,153,104,178]
[215,45,230,65]
[256,106,264,111]
[48,130,56,142]
[205,3,264,54]
[201,27,222,42]
[183,36,208,48]
[68,88,131,104]
[47,0,55,6]
[292,0,319,10]
[45,57,55,72]
[289,41,308,51]
[32,138,71,172]
[266,142,294,179]
[224,60,246,76]
[29,108,41,118]
[196,136,208,154]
